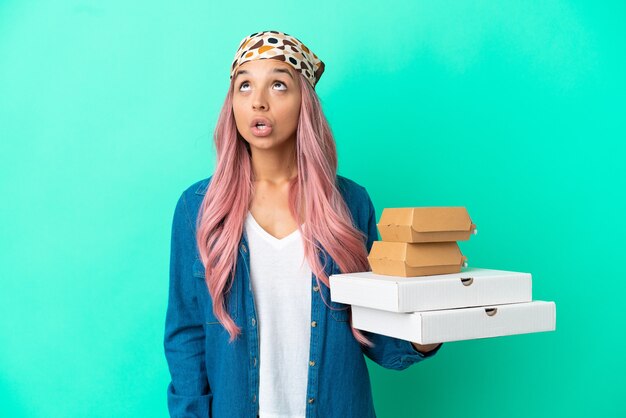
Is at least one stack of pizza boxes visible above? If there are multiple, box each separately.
[329,207,556,344]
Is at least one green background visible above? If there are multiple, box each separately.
[1,1,624,417]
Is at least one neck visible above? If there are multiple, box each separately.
[250,139,298,184]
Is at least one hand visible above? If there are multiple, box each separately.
[411,341,441,354]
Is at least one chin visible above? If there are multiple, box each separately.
[247,136,277,148]
[250,141,276,150]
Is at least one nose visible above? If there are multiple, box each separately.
[252,90,268,111]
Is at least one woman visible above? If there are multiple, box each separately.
[164,30,443,418]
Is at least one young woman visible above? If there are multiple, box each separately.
[164,30,443,418]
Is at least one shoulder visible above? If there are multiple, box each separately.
[336,174,368,199]
[173,175,213,227]
[336,174,372,206]
[336,174,363,191]
[336,174,374,230]
[181,175,212,197]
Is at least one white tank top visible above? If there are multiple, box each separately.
[244,211,312,418]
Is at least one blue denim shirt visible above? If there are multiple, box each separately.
[164,174,443,418]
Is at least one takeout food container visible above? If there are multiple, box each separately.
[351,300,556,344]
[367,241,467,277]
[377,207,477,243]
[329,268,532,312]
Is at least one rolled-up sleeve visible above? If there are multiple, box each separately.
[359,187,443,370]
[164,192,212,417]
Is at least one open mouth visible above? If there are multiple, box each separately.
[250,119,273,136]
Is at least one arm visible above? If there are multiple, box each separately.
[163,192,212,417]
[359,187,443,370]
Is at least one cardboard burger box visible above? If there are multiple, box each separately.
[377,207,477,243]
[368,207,477,277]
[351,301,556,344]
[329,268,532,312]
[367,241,467,277]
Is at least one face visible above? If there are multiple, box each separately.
[232,59,302,151]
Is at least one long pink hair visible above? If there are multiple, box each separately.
[195,72,374,347]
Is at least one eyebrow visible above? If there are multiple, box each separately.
[235,67,294,80]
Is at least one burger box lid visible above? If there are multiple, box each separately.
[351,300,556,344]
[377,207,477,243]
[367,241,467,277]
[329,267,532,312]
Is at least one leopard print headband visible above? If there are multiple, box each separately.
[230,30,325,89]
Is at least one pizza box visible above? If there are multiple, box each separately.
[329,268,532,312]
[351,300,556,344]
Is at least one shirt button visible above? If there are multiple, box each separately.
[309,360,315,366]
[252,394,256,403]
[312,285,319,292]
[253,357,257,367]
[241,244,247,253]
[251,317,256,326]
[308,398,315,404]
[311,321,317,327]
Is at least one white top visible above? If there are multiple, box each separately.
[244,211,312,418]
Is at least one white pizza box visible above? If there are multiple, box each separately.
[352,301,556,344]
[329,267,532,313]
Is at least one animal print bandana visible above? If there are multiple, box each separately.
[230,30,325,89]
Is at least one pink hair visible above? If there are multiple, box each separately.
[195,73,374,348]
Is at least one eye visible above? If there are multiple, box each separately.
[238,80,287,92]
[273,81,287,90]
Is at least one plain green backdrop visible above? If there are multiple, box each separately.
[1,1,624,417]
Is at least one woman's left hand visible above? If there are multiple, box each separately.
[411,341,442,354]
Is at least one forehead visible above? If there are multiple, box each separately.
[235,59,295,77]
